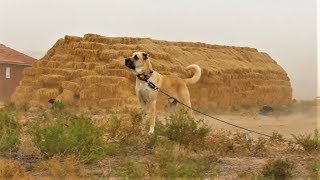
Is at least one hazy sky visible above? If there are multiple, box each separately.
[0,0,317,100]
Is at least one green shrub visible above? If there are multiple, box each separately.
[251,137,268,156]
[233,132,253,149]
[292,129,319,152]
[262,159,294,179]
[307,157,320,178]
[122,159,144,179]
[160,109,211,147]
[0,112,20,153]
[107,115,121,138]
[51,100,65,112]
[30,115,112,162]
[152,149,216,178]
[270,131,285,142]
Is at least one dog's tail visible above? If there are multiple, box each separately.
[184,64,202,85]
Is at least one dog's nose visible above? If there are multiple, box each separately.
[125,58,130,63]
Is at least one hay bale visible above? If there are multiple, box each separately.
[38,75,65,87]
[56,90,77,105]
[23,67,37,76]
[71,69,96,78]
[12,34,292,110]
[61,81,80,94]
[78,75,130,89]
[34,88,60,103]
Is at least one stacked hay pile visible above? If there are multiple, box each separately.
[12,34,292,111]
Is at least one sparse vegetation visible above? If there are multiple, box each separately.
[0,112,20,153]
[30,114,110,162]
[292,129,319,152]
[157,109,211,148]
[0,102,317,178]
[262,159,294,179]
[307,157,320,178]
[51,100,65,112]
[148,146,217,178]
[270,131,285,142]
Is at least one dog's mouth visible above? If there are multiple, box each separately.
[125,58,135,70]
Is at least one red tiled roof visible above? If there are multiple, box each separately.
[0,44,36,65]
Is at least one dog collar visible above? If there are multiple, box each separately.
[137,70,154,82]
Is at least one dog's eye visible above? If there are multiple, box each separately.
[133,55,139,60]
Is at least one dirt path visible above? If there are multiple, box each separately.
[197,108,318,139]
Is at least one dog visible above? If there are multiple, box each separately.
[125,52,201,134]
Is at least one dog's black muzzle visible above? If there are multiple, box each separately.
[125,58,135,69]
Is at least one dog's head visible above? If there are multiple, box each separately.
[125,52,152,74]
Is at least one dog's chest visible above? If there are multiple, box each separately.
[136,82,156,103]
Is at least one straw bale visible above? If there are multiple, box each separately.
[79,75,131,89]
[79,99,98,108]
[50,54,75,62]
[74,48,99,59]
[38,75,65,87]
[19,78,38,87]
[11,94,26,105]
[13,33,292,110]
[76,42,106,50]
[98,49,120,61]
[56,90,77,105]
[71,69,96,78]
[64,35,82,42]
[98,98,123,109]
[35,88,60,102]
[106,44,140,50]
[14,86,33,94]
[95,68,133,80]
[48,69,73,79]
[22,67,37,76]
[61,81,80,94]
[80,84,122,100]
[45,61,61,68]
[33,60,49,68]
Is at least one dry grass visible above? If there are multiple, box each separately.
[34,155,88,179]
[0,158,29,178]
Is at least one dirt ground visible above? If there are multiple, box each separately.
[197,107,319,139]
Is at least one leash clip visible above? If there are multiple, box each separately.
[147,81,159,90]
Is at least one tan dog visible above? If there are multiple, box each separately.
[125,52,201,134]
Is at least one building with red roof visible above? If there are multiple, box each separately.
[0,44,36,101]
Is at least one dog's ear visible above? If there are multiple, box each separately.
[142,52,148,60]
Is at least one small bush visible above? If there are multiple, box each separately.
[0,112,20,153]
[251,137,268,156]
[107,115,121,138]
[292,129,319,152]
[51,100,65,112]
[270,131,285,142]
[262,159,294,179]
[151,148,216,178]
[122,159,144,179]
[233,132,253,150]
[30,115,111,162]
[307,157,320,178]
[160,109,211,147]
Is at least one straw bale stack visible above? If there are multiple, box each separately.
[12,34,292,111]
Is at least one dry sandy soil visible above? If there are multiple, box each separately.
[200,109,318,139]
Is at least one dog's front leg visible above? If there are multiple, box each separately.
[146,100,156,134]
